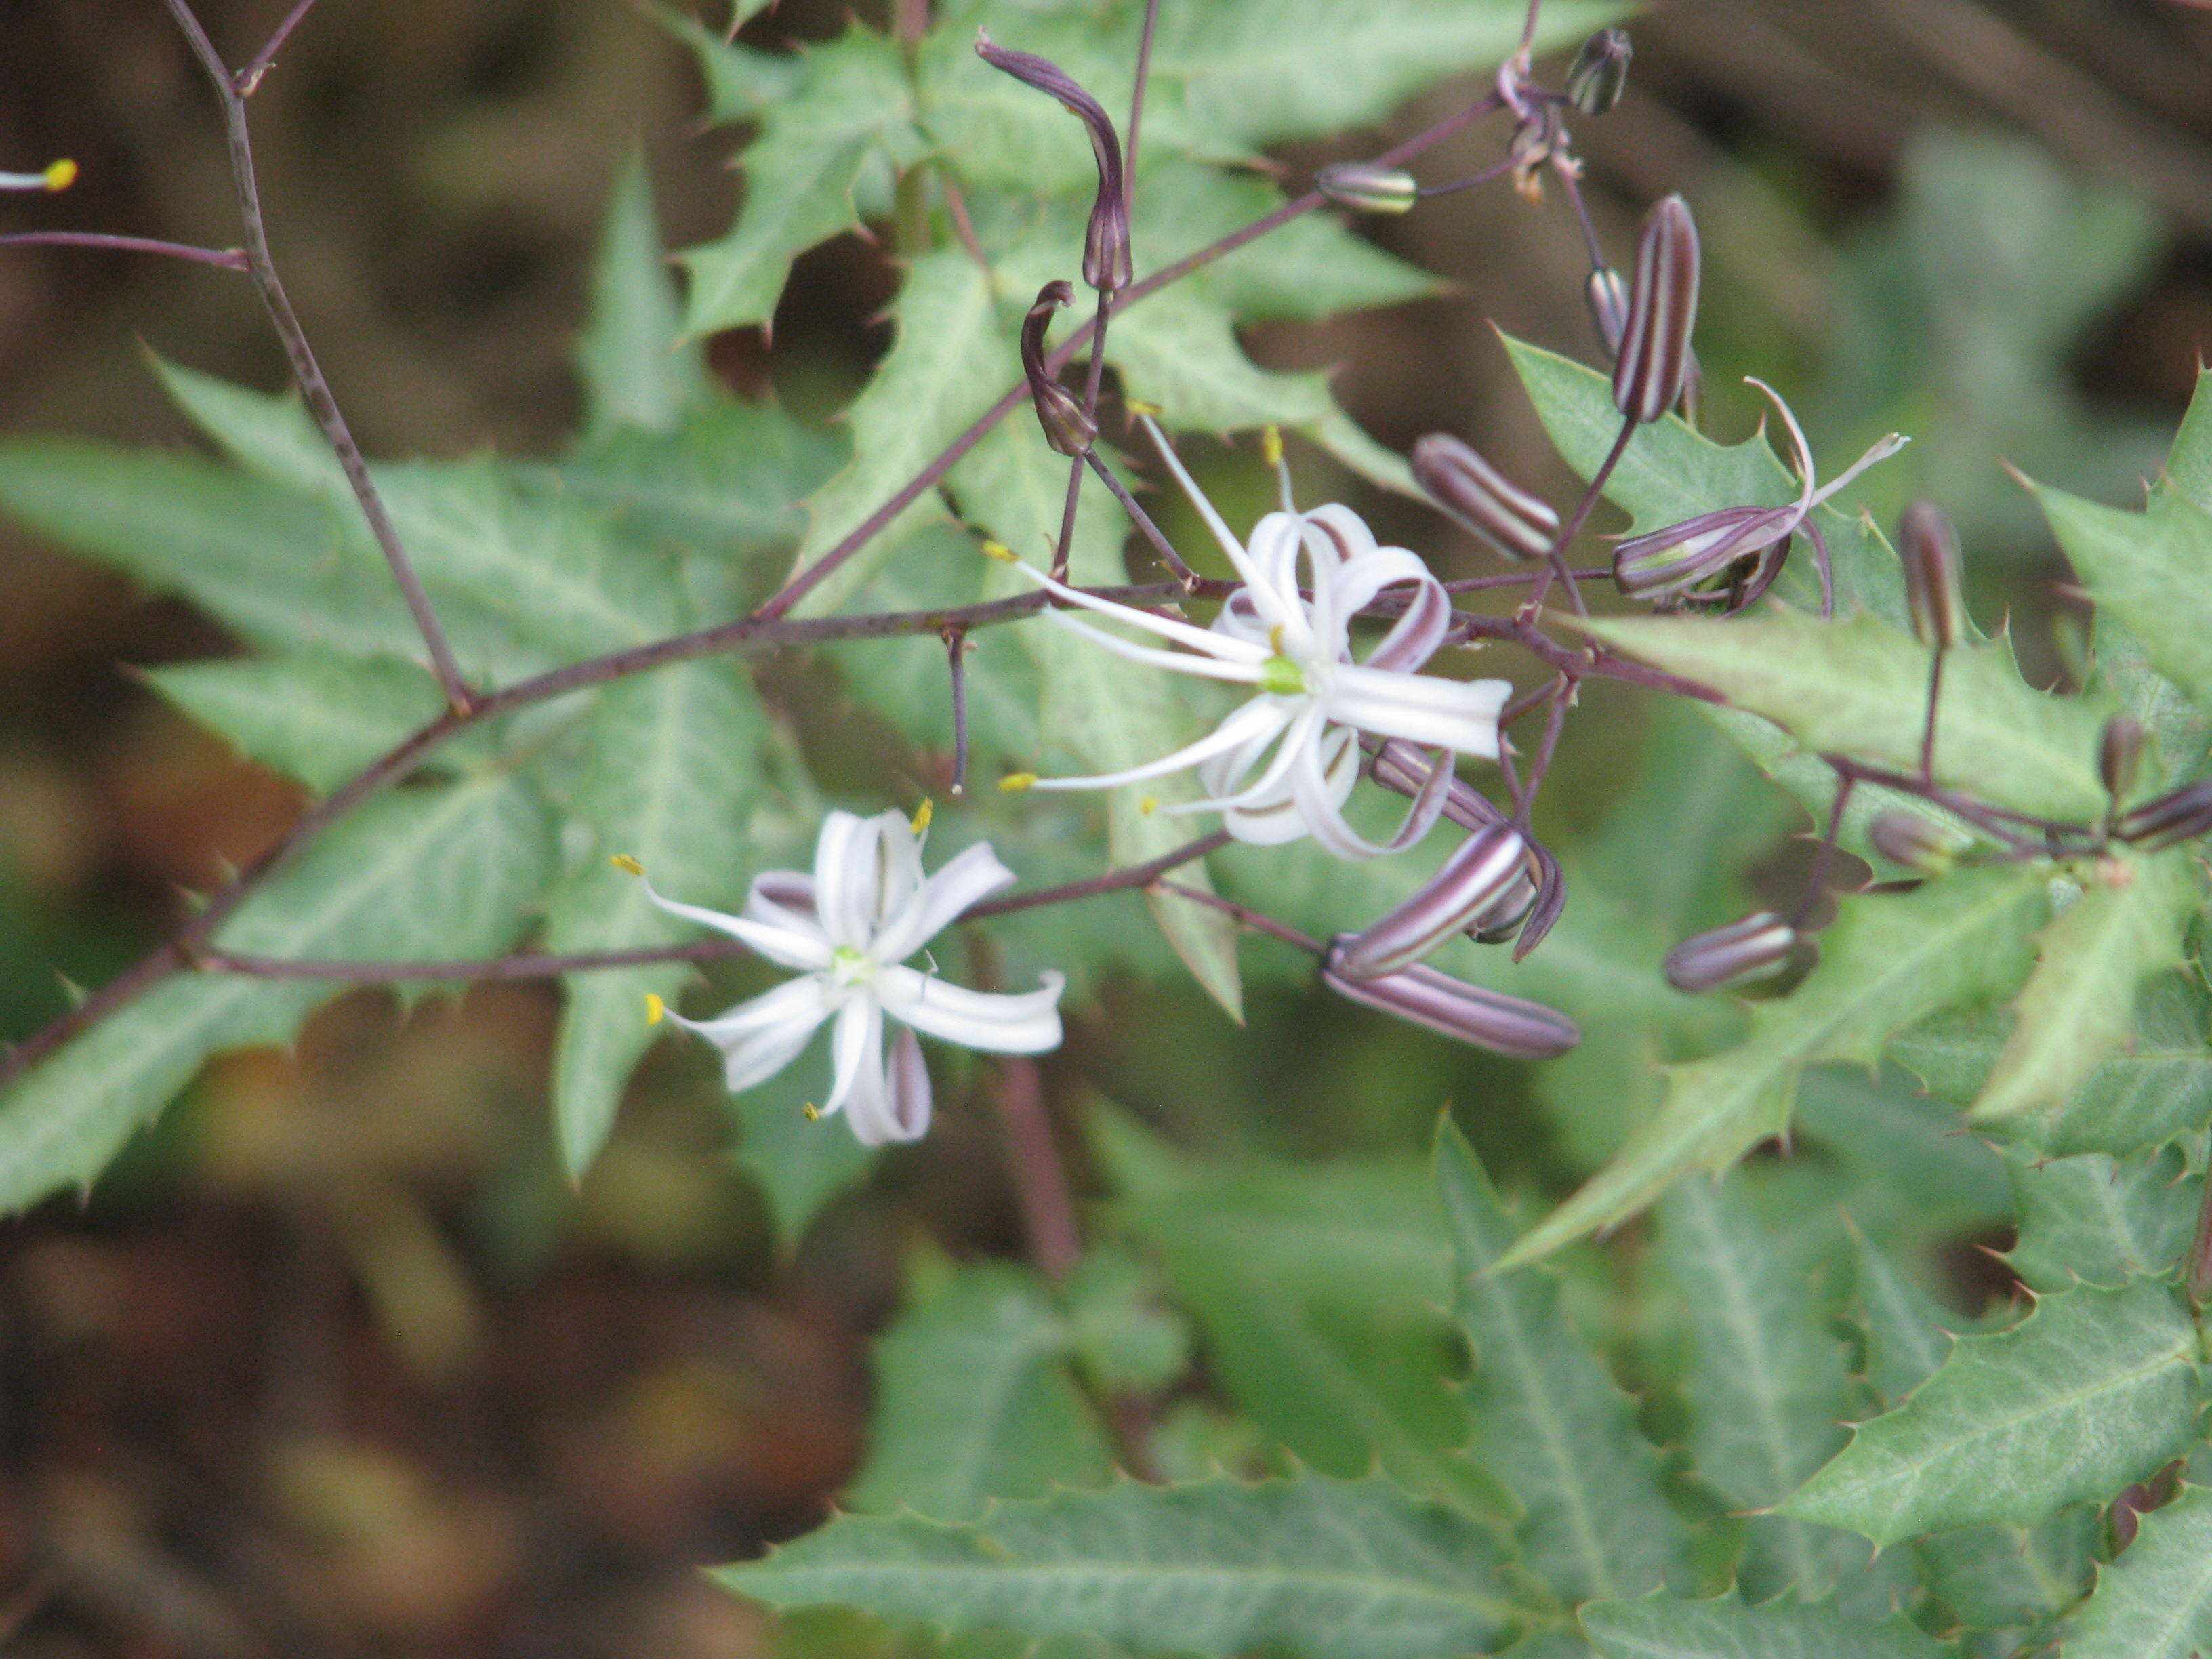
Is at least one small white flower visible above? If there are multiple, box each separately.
[632,810,1064,1147]
[1020,437,1511,861]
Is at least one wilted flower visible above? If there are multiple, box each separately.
[975,33,1130,293]
[1013,443,1511,860]
[1410,434,1559,562]
[1321,939,1580,1058]
[624,810,1064,1147]
[1662,911,1799,994]
[1565,28,1633,115]
[1612,380,1906,615]
[1317,163,1418,215]
[1021,281,1097,457]
[2100,716,2147,806]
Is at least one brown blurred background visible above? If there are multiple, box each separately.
[5,1,2212,1653]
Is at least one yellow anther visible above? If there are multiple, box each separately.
[1260,424,1284,469]
[1269,623,1286,654]
[1125,400,1164,418]
[802,1102,821,1122]
[910,798,934,836]
[43,159,77,192]
[609,853,645,876]
[999,771,1038,792]
[1139,795,1160,816]
[979,539,1017,565]
[644,994,665,1026]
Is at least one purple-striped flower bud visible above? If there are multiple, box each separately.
[2100,715,2147,805]
[976,33,1130,293]
[1585,266,1630,359]
[1663,910,1799,994]
[1021,281,1097,457]
[1336,823,1530,979]
[1369,740,1508,835]
[2116,780,2212,851]
[1317,162,1418,215]
[1614,194,1700,424]
[1410,434,1559,562]
[1898,501,1964,649]
[1614,504,1791,601]
[1868,810,1969,875]
[1565,28,1632,116]
[1469,867,1540,944]
[1322,940,1580,1059]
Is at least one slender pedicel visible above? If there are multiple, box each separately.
[1410,434,1559,562]
[1898,500,1965,649]
[1335,822,1531,979]
[1565,28,1632,116]
[1021,281,1097,457]
[1317,163,1418,215]
[1663,911,1799,994]
[1614,194,1699,424]
[975,32,1130,293]
[2115,780,2212,851]
[1321,940,1580,1058]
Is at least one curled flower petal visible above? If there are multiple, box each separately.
[869,840,1018,966]
[636,873,834,972]
[878,966,1066,1053]
[821,996,885,1120]
[1323,665,1510,757]
[668,976,834,1092]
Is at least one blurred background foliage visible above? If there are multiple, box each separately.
[3,0,2212,1653]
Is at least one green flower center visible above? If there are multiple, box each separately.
[1257,653,1309,697]
[831,945,876,987]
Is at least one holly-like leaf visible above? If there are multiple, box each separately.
[844,1257,1113,1521]
[579,150,706,437]
[1781,1280,2205,1547]
[0,772,554,1212]
[2003,1143,2200,1294]
[1915,1509,2097,1634]
[1439,1124,1692,1604]
[1656,1172,1864,1602]
[2036,474,2212,723]
[676,25,916,338]
[1581,609,2112,826]
[1580,1595,1952,1659]
[539,659,772,1179]
[1503,867,2048,1268]
[714,1474,1529,1659]
[1845,1230,1967,1408]
[145,651,451,796]
[1970,853,2200,1122]
[2064,1482,2212,1659]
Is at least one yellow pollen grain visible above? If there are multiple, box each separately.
[43,159,77,192]
[979,539,1017,564]
[802,1103,821,1122]
[999,772,1038,792]
[609,853,644,876]
[644,994,665,1026]
[1260,425,1284,469]
[910,798,934,836]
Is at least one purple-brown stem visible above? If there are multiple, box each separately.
[1525,415,1636,617]
[1919,646,1947,782]
[1084,450,1199,586]
[1511,674,1576,830]
[1155,881,1326,956]
[0,231,250,270]
[966,935,1082,1278]
[1789,772,1857,930]
[945,628,970,795]
[159,0,473,712]
[233,0,323,95]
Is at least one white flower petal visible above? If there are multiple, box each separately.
[1141,414,1267,583]
[878,966,1065,1054]
[1361,574,1451,674]
[668,975,834,1092]
[855,1027,931,1145]
[742,870,827,948]
[637,876,832,971]
[1045,613,1267,685]
[869,840,1017,966]
[812,811,884,949]
[1290,733,1397,860]
[871,808,926,930]
[1181,705,1318,815]
[1322,666,1509,758]
[1029,697,1292,793]
[819,996,884,1118]
[1023,562,1267,661]
[1214,724,1357,845]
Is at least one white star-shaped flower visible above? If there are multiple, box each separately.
[1018,440,1511,861]
[630,810,1064,1146]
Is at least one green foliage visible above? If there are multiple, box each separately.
[1579,1595,1952,1659]
[2064,1483,2212,1659]
[1782,1280,2205,1547]
[2003,1143,2200,1294]
[716,1473,1529,1659]
[1915,1509,2096,1635]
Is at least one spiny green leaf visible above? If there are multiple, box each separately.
[1794,1065,2013,1244]
[1781,1280,2205,1547]
[1439,1124,1692,1603]
[145,651,450,796]
[0,773,554,1212]
[1846,1230,1967,1408]
[1915,1509,2097,1633]
[1890,974,2212,1158]
[676,26,914,337]
[659,4,800,122]
[1580,1594,1952,1659]
[784,251,1019,617]
[2036,475,2212,723]
[2003,1143,2200,1294]
[1656,1172,1863,1602]
[539,659,771,1179]
[2064,1482,2212,1659]
[579,150,705,436]
[1971,854,2200,1122]
[1504,867,2049,1268]
[845,1258,1112,1521]
[714,1474,1530,1659]
[2165,364,2212,513]
[1061,1247,1193,1394]
[1582,608,2112,825]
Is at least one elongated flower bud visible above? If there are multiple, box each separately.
[1336,823,1530,979]
[1411,434,1559,562]
[1565,28,1632,116]
[977,33,1130,293]
[1614,194,1700,424]
[1898,501,1963,649]
[1021,281,1096,457]
[1322,941,1580,1059]
[2116,780,2212,851]
[1614,505,1786,600]
[1664,910,1798,994]
[1317,162,1418,215]
[2100,715,2147,804]
[1585,266,1630,359]
[1369,739,1508,834]
[1868,810,1969,875]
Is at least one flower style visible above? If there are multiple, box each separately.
[1612,377,1906,615]
[628,810,1064,1147]
[1018,434,1511,861]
